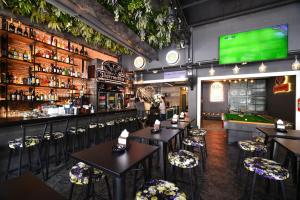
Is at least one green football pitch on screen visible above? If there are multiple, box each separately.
[219,25,288,64]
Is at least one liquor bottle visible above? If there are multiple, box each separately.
[32,90,35,101]
[31,74,36,85]
[16,21,22,35]
[36,76,40,86]
[20,90,24,101]
[8,18,15,33]
[23,27,29,37]
[80,47,84,55]
[16,90,21,101]
[1,16,7,30]
[70,45,74,52]
[11,91,16,101]
[29,28,35,39]
[23,50,28,61]
[75,47,79,54]
[9,73,13,84]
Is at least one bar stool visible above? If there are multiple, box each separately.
[168,149,199,200]
[68,162,112,200]
[189,128,208,156]
[183,136,206,171]
[135,179,187,200]
[67,118,87,152]
[236,140,267,174]
[105,120,115,140]
[6,123,46,180]
[243,157,289,200]
[43,119,69,179]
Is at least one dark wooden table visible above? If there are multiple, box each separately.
[161,120,190,130]
[177,116,195,123]
[129,127,180,179]
[257,127,300,159]
[0,172,65,200]
[70,140,158,200]
[274,138,300,200]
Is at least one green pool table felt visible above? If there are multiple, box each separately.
[224,113,273,124]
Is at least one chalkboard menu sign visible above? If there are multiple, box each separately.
[96,61,126,84]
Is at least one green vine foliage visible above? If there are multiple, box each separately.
[3,0,131,55]
[97,0,176,49]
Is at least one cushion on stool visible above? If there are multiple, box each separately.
[69,162,105,185]
[189,128,207,136]
[254,136,265,143]
[168,150,199,169]
[89,123,98,129]
[238,140,267,152]
[68,127,86,134]
[135,179,187,200]
[183,136,205,147]
[244,157,289,181]
[8,136,40,149]
[44,132,64,140]
[98,123,105,128]
[106,121,115,126]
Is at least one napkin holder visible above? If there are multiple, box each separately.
[275,119,287,133]
[151,125,161,134]
[171,119,178,124]
[112,130,129,153]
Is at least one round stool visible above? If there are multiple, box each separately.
[135,179,186,200]
[168,150,199,200]
[69,162,111,200]
[106,120,115,140]
[243,157,289,200]
[189,128,208,156]
[236,140,267,174]
[67,126,87,152]
[183,136,206,171]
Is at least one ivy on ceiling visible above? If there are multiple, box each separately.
[97,0,178,49]
[1,0,132,55]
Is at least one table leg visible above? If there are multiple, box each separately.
[148,153,153,180]
[269,139,275,160]
[159,142,168,179]
[297,157,300,200]
[113,176,125,200]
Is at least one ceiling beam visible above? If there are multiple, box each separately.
[46,0,158,60]
[181,0,210,9]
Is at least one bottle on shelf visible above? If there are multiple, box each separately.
[36,75,40,86]
[75,47,79,54]
[16,21,22,35]
[29,28,35,39]
[16,90,21,101]
[1,16,7,30]
[8,18,15,33]
[23,27,29,37]
[11,91,16,101]
[23,50,29,61]
[80,47,84,55]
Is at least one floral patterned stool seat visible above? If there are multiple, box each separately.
[243,157,289,200]
[8,136,40,149]
[67,127,87,152]
[44,131,64,140]
[183,136,206,171]
[236,140,267,174]
[135,179,187,200]
[168,150,199,200]
[68,127,86,135]
[68,162,111,200]
[189,128,208,157]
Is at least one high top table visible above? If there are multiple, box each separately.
[257,127,300,159]
[274,138,300,200]
[70,140,158,200]
[0,172,65,200]
[129,127,180,179]
[161,120,190,148]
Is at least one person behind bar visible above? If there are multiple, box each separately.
[159,96,166,121]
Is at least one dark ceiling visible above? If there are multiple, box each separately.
[177,0,299,26]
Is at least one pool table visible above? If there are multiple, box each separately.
[223,113,274,143]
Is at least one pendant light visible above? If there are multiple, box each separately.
[292,55,300,70]
[209,64,215,76]
[232,65,240,74]
[258,62,267,73]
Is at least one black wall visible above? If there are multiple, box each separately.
[266,76,296,124]
[201,82,229,113]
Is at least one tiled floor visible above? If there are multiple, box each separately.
[33,120,298,199]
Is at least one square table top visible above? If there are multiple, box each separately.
[160,120,190,130]
[177,116,194,123]
[0,173,65,200]
[257,127,300,140]
[274,138,300,157]
[129,127,180,143]
[71,140,158,177]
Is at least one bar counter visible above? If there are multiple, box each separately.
[0,109,137,128]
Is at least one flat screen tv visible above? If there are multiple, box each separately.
[219,24,288,65]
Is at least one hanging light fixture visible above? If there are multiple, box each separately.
[258,62,267,73]
[232,64,240,74]
[209,64,215,76]
[292,55,300,70]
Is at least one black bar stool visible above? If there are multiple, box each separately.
[66,117,87,152]
[6,122,46,180]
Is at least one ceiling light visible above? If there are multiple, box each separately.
[134,56,146,70]
[292,55,300,70]
[259,62,267,73]
[209,65,215,76]
[232,65,240,74]
[244,79,248,82]
[152,70,158,74]
[234,80,238,83]
[166,50,180,65]
[250,79,254,83]
[238,79,241,82]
